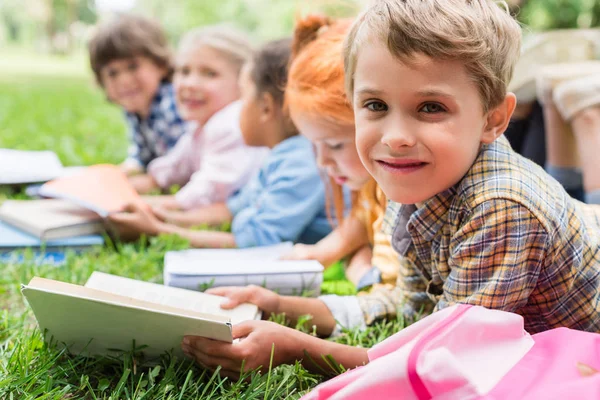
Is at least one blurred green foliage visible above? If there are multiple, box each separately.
[6,0,600,54]
[516,0,600,30]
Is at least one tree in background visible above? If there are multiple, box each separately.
[137,0,361,42]
[3,0,600,53]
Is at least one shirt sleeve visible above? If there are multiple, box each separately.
[318,295,367,337]
[175,127,266,210]
[147,132,196,189]
[228,156,326,248]
[356,256,436,325]
[124,116,143,168]
[438,199,547,311]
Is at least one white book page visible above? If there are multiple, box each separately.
[84,272,258,325]
[0,149,64,184]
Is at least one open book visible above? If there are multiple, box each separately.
[163,243,325,296]
[0,199,104,240]
[38,164,142,217]
[22,272,260,360]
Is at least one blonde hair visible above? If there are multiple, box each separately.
[344,0,522,112]
[178,25,254,74]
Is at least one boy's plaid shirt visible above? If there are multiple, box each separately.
[125,82,191,168]
[360,136,600,334]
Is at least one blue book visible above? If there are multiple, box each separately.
[0,221,104,252]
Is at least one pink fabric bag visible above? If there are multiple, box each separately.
[303,304,600,400]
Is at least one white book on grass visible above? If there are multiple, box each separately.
[0,149,64,185]
[22,272,260,361]
[163,243,324,296]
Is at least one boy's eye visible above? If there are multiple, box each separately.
[420,103,445,113]
[127,61,139,71]
[202,68,218,78]
[365,101,388,112]
[177,66,190,76]
[326,142,344,150]
[106,68,118,78]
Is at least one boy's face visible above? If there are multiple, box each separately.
[100,56,166,118]
[174,45,241,126]
[353,43,496,204]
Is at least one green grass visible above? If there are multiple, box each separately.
[0,49,404,399]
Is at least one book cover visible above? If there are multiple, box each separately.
[38,164,142,217]
[0,199,104,240]
[22,273,259,360]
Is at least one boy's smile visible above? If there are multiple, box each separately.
[352,43,502,205]
[100,57,166,119]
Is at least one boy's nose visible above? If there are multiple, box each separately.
[381,120,417,149]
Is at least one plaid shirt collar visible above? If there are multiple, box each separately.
[126,80,170,121]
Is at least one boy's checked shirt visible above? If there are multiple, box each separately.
[321,135,600,335]
[124,82,191,169]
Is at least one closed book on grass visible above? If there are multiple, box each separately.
[22,272,260,360]
[163,244,324,296]
[38,164,142,217]
[0,220,104,251]
[0,199,104,240]
[0,149,64,185]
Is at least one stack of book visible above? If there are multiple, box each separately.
[0,161,142,257]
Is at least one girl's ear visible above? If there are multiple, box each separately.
[481,93,516,144]
[259,92,277,123]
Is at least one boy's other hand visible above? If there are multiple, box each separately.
[106,202,163,240]
[181,321,303,379]
[280,243,316,261]
[206,285,280,317]
[120,160,143,177]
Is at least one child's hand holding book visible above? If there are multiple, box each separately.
[206,285,281,319]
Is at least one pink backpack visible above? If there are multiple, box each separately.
[303,304,600,400]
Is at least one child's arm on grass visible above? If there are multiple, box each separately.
[282,215,369,267]
[152,203,233,228]
[182,321,369,379]
[159,223,237,248]
[107,202,234,247]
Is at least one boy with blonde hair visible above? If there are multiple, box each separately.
[179,0,600,377]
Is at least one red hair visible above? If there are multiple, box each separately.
[287,15,359,225]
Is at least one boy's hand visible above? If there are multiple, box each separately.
[181,320,303,379]
[152,205,185,224]
[106,202,163,241]
[280,243,317,261]
[206,285,280,318]
[129,174,159,194]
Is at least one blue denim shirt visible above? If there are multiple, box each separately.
[125,82,191,168]
[227,135,331,248]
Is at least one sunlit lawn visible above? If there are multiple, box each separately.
[0,49,401,399]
